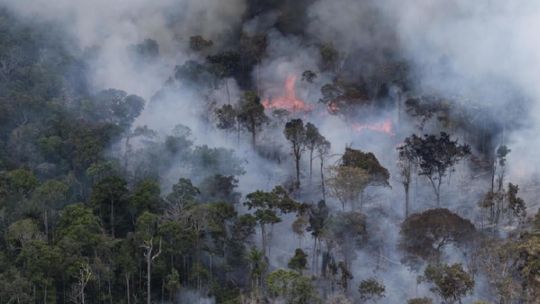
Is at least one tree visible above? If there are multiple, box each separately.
[207,51,240,103]
[244,186,301,256]
[307,200,330,274]
[326,212,368,268]
[341,148,390,186]
[189,35,213,52]
[236,91,268,146]
[304,122,323,181]
[16,239,61,302]
[6,218,43,249]
[284,119,307,187]
[327,165,369,211]
[129,179,163,224]
[507,183,526,226]
[301,70,317,83]
[288,248,308,273]
[31,180,69,240]
[358,278,386,303]
[407,298,433,304]
[89,176,128,237]
[135,212,162,304]
[316,138,331,199]
[240,33,267,92]
[198,174,240,204]
[92,89,145,129]
[422,263,474,304]
[397,144,413,218]
[0,268,33,304]
[69,262,93,304]
[399,133,470,206]
[56,203,103,256]
[400,209,476,263]
[319,43,339,72]
[165,269,181,302]
[247,247,267,301]
[215,104,238,134]
[7,168,38,197]
[267,269,320,304]
[166,178,200,206]
[328,148,390,210]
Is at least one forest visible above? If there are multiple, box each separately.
[0,0,539,303]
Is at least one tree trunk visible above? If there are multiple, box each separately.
[147,253,151,304]
[261,224,267,257]
[436,179,442,207]
[126,274,130,304]
[309,149,314,181]
[404,184,410,218]
[250,118,257,146]
[44,211,49,242]
[225,79,230,104]
[320,158,326,200]
[108,277,112,304]
[110,198,115,238]
[429,177,441,207]
[43,282,47,304]
[295,154,301,187]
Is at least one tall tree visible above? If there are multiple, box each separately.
[305,122,323,181]
[316,138,331,200]
[397,144,414,218]
[31,180,69,241]
[135,212,162,304]
[399,133,470,206]
[89,176,129,238]
[284,119,307,187]
[236,91,268,146]
[244,186,301,256]
[207,51,240,103]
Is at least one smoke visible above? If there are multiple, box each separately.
[3,0,540,302]
[2,0,247,98]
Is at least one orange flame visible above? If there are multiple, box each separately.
[262,76,313,112]
[352,119,395,136]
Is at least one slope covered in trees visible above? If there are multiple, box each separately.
[0,1,539,304]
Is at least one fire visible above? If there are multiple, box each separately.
[352,119,395,136]
[262,76,313,112]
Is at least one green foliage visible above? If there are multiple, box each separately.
[400,208,476,262]
[341,148,390,186]
[507,183,526,222]
[358,278,385,303]
[422,263,474,304]
[407,298,433,304]
[89,176,129,236]
[166,178,200,205]
[7,168,38,196]
[236,91,268,145]
[288,248,308,272]
[399,132,470,205]
[56,203,104,262]
[267,269,320,304]
[190,35,213,52]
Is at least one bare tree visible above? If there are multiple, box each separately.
[69,263,92,304]
[141,237,162,304]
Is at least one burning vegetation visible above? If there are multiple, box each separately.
[262,75,314,112]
